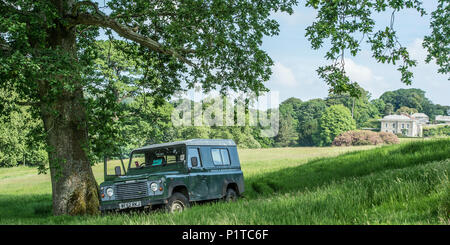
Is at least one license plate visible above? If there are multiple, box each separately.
[119,201,142,209]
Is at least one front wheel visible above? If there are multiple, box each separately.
[224,188,238,202]
[166,192,190,213]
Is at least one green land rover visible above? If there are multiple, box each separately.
[99,139,244,213]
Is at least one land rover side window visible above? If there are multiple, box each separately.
[211,148,230,165]
[155,147,184,165]
[220,149,230,165]
[211,149,222,165]
[188,148,202,168]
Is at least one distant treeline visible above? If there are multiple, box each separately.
[0,87,448,167]
[272,87,449,148]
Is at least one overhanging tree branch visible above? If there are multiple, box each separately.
[69,1,194,65]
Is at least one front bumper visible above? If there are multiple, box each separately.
[100,197,166,211]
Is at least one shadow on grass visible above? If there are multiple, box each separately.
[0,194,53,220]
[0,194,227,223]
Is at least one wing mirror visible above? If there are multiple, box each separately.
[191,157,198,167]
[115,166,122,176]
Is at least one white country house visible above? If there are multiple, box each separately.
[379,114,423,137]
[435,115,450,124]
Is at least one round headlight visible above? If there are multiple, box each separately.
[150,182,158,192]
[106,187,114,197]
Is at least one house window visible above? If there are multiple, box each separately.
[407,124,409,128]
[392,123,396,127]
[401,124,404,129]
[385,123,388,127]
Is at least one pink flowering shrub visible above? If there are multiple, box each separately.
[379,131,400,144]
[333,130,398,146]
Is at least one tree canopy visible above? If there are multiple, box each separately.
[379,88,449,119]
[325,86,380,127]
[317,104,356,146]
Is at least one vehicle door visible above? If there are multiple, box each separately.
[187,147,209,200]
[209,148,232,198]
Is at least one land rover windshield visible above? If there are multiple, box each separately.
[128,146,185,170]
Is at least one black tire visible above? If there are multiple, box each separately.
[166,192,190,213]
[224,188,238,202]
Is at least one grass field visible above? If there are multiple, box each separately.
[0,139,449,224]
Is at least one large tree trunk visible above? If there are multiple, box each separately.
[37,0,99,215]
[40,91,100,215]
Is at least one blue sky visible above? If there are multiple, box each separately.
[262,1,449,105]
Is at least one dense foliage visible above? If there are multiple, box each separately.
[423,125,450,137]
[379,88,449,120]
[0,90,47,168]
[1,83,448,168]
[0,107,47,167]
[295,99,327,146]
[325,85,380,127]
[316,105,356,146]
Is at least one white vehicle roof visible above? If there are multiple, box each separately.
[133,139,236,152]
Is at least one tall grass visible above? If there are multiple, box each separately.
[0,138,448,224]
[247,139,450,198]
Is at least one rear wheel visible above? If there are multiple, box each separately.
[224,188,238,202]
[166,192,190,213]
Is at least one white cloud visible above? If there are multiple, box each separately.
[408,38,427,62]
[406,38,449,91]
[343,58,391,97]
[270,62,298,87]
[344,58,375,83]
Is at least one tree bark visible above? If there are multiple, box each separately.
[40,92,99,215]
[37,0,99,215]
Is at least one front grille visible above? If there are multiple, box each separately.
[115,181,148,200]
